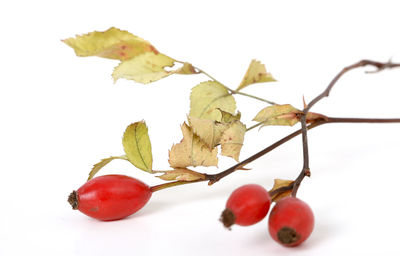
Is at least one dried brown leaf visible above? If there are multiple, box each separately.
[270,179,294,202]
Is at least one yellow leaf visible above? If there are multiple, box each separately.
[189,116,228,149]
[62,27,158,60]
[175,62,199,75]
[253,104,302,127]
[270,179,294,202]
[190,81,236,121]
[122,121,153,172]
[112,52,176,84]
[156,168,206,182]
[237,60,275,90]
[220,121,246,161]
[87,155,129,180]
[168,123,218,168]
[217,109,241,123]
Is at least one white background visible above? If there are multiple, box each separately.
[1,0,400,255]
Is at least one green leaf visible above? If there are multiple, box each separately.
[168,123,218,168]
[253,104,301,127]
[112,52,176,84]
[220,121,246,161]
[122,121,153,172]
[237,60,275,90]
[62,27,158,60]
[190,81,236,121]
[88,155,129,180]
[156,168,206,182]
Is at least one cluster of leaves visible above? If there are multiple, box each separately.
[63,27,325,192]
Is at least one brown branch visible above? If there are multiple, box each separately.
[291,59,400,196]
[305,59,400,113]
[151,59,400,193]
[151,115,400,192]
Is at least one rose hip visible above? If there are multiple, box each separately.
[220,184,271,228]
[268,197,314,247]
[68,174,152,221]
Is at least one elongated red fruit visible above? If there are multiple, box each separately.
[268,197,314,247]
[68,175,152,221]
[220,184,271,228]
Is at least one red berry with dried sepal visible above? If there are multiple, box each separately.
[268,197,314,247]
[220,184,271,228]
[68,174,152,221]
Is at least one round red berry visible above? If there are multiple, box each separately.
[220,184,271,228]
[68,174,152,221]
[268,197,314,247]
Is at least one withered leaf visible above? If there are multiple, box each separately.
[270,179,294,202]
[237,59,275,90]
[156,168,206,182]
[62,27,158,60]
[217,109,241,123]
[190,81,236,121]
[189,116,228,149]
[220,121,246,161]
[253,104,302,127]
[112,52,175,84]
[168,123,218,168]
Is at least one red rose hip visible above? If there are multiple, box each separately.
[68,175,152,221]
[268,197,314,247]
[220,184,271,228]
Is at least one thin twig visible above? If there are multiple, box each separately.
[291,59,400,196]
